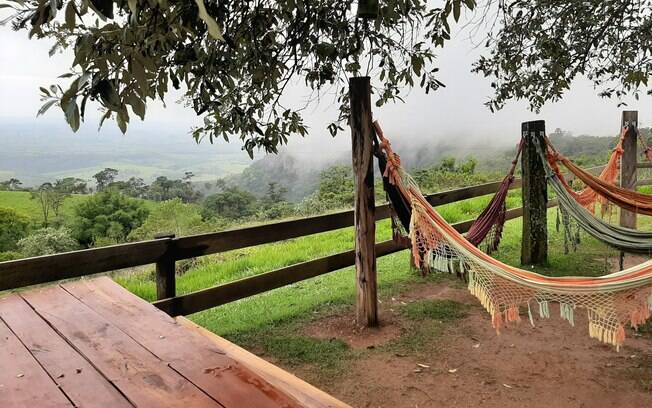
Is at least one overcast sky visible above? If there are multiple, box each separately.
[2,12,652,160]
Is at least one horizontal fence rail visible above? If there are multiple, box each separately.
[0,165,600,302]
[154,199,559,316]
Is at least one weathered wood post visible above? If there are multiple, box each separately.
[620,110,638,229]
[349,76,378,327]
[155,233,176,300]
[521,120,548,265]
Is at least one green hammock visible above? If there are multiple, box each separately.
[534,136,652,254]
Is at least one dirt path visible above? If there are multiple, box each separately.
[297,282,652,408]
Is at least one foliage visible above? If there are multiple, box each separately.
[71,190,149,246]
[108,176,148,198]
[412,157,491,193]
[17,227,78,257]
[0,207,31,252]
[202,186,257,220]
[30,182,68,226]
[93,167,119,191]
[7,0,475,156]
[145,174,201,203]
[299,165,355,214]
[0,251,22,262]
[128,198,221,240]
[0,178,23,191]
[54,177,89,194]
[475,1,652,112]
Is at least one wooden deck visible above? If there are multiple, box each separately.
[0,277,348,408]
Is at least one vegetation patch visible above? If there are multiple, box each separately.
[262,335,351,369]
[402,299,468,322]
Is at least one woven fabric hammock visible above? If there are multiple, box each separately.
[533,136,652,254]
[376,125,652,349]
[546,132,652,216]
[374,122,521,254]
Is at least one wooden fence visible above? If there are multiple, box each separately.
[0,166,602,317]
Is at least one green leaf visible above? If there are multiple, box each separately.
[37,99,58,116]
[116,110,129,133]
[128,94,146,120]
[62,99,80,131]
[453,0,461,22]
[194,0,224,41]
[65,1,76,30]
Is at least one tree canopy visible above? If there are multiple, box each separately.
[4,0,650,154]
[5,0,472,156]
[474,0,652,111]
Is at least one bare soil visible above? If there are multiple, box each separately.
[294,281,652,408]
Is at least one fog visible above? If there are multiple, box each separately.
[2,11,652,178]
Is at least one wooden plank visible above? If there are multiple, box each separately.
[349,76,378,327]
[176,316,350,408]
[521,120,548,265]
[0,315,73,408]
[0,238,171,291]
[636,178,652,187]
[21,286,224,408]
[0,295,132,408]
[62,278,303,408]
[620,110,638,229]
[636,162,652,169]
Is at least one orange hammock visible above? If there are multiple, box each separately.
[546,131,652,216]
[375,122,652,349]
[545,129,624,216]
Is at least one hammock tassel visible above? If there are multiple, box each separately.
[560,303,575,327]
[527,302,536,327]
[538,300,550,319]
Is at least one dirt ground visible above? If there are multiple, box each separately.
[292,280,652,408]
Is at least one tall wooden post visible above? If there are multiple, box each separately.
[349,76,378,327]
[521,120,548,265]
[620,110,638,229]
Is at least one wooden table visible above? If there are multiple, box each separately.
[0,277,348,408]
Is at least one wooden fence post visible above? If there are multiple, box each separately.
[521,120,548,265]
[620,110,638,229]
[349,76,378,327]
[155,233,176,300]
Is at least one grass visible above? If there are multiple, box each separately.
[402,299,468,321]
[0,190,159,226]
[0,191,88,223]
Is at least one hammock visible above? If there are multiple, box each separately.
[374,122,521,254]
[533,136,652,254]
[375,123,652,349]
[546,132,652,216]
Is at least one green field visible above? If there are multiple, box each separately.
[0,190,158,225]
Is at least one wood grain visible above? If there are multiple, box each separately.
[62,277,302,408]
[0,314,73,408]
[21,286,224,408]
[0,295,132,408]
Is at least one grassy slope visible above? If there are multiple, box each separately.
[0,190,158,225]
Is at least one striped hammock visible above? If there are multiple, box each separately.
[376,124,652,349]
[534,136,652,254]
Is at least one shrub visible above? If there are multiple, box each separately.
[0,207,31,252]
[71,191,149,246]
[0,251,21,262]
[17,227,78,257]
[129,198,210,241]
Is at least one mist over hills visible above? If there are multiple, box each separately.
[0,118,251,187]
[1,116,624,202]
